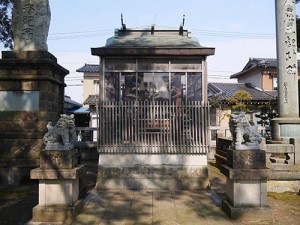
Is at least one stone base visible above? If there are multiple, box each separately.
[97,154,209,190]
[97,165,209,190]
[40,149,78,169]
[227,149,266,169]
[226,178,268,207]
[271,117,300,141]
[268,180,300,193]
[31,165,86,205]
[222,199,272,221]
[30,199,84,223]
[0,51,69,184]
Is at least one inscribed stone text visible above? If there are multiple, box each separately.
[12,0,51,51]
[283,82,288,103]
[283,0,297,76]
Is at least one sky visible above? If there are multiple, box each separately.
[1,0,299,103]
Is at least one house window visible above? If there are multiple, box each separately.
[273,77,278,90]
[94,80,99,95]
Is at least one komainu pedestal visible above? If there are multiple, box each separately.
[30,115,86,223]
[30,149,86,223]
[221,113,272,221]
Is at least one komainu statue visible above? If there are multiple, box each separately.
[229,112,262,150]
[43,114,76,150]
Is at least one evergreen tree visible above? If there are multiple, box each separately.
[0,0,13,49]
[227,90,253,113]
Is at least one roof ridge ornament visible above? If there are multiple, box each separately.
[121,13,126,31]
[179,15,185,35]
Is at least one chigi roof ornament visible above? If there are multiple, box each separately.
[179,14,185,35]
[121,13,126,31]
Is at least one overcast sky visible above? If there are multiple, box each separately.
[1,0,299,103]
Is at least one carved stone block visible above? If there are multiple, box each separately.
[40,149,78,169]
[227,149,266,169]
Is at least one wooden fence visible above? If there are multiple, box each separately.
[98,101,210,154]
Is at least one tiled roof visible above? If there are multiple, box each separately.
[76,64,100,73]
[83,95,98,105]
[208,82,276,102]
[64,96,82,109]
[231,58,300,78]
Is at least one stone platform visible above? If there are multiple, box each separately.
[97,154,209,190]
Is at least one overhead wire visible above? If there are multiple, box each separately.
[47,27,276,41]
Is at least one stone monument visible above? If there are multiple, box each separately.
[12,0,51,51]
[265,0,300,193]
[272,0,300,141]
[30,114,86,223]
[221,113,272,221]
[0,0,69,184]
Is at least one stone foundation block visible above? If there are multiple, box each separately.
[222,199,272,221]
[31,199,84,223]
[96,165,209,190]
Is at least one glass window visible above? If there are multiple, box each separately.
[104,72,119,101]
[170,58,202,71]
[137,72,169,101]
[187,72,202,101]
[120,72,136,101]
[105,58,136,71]
[171,72,186,103]
[138,58,169,71]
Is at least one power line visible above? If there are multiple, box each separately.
[67,84,83,86]
[47,27,276,41]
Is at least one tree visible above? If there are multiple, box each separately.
[0,0,13,49]
[227,90,253,113]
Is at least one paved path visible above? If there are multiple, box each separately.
[68,190,267,225]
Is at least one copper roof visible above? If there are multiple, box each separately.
[91,27,215,57]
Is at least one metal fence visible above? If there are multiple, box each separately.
[98,101,210,154]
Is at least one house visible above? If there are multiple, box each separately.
[64,95,82,113]
[83,23,215,189]
[208,57,300,138]
[76,64,100,130]
[208,82,277,129]
[230,57,300,91]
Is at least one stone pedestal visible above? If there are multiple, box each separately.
[0,51,69,184]
[30,149,86,223]
[221,148,272,220]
